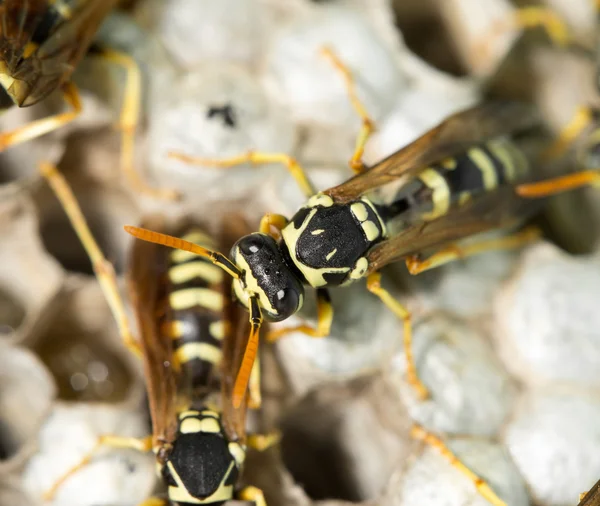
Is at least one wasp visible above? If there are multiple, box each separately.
[39,163,273,505]
[127,48,544,409]
[0,0,176,199]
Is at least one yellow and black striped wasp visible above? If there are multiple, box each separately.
[39,163,273,505]
[0,0,175,198]
[126,47,546,409]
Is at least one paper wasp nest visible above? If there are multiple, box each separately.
[1,0,599,506]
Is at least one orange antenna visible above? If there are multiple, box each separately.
[232,296,262,409]
[124,226,242,279]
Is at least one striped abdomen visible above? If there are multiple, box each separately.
[375,138,529,231]
[158,228,225,394]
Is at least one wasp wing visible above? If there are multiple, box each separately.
[365,186,544,274]
[325,101,540,203]
[219,215,253,444]
[6,0,117,106]
[0,0,49,71]
[128,216,179,447]
[578,478,600,506]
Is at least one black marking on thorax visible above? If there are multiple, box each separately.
[293,203,383,272]
[162,409,238,503]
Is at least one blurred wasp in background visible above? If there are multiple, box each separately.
[39,162,275,505]
[0,0,175,198]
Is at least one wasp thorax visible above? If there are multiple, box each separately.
[231,233,304,322]
[162,410,243,504]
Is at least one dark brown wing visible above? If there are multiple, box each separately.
[3,0,116,106]
[325,101,541,204]
[365,186,544,274]
[219,215,253,444]
[128,215,179,447]
[220,287,251,444]
[0,0,48,71]
[579,478,600,506]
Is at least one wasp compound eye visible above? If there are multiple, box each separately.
[231,233,304,321]
[238,234,266,256]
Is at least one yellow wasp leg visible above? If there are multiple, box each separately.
[239,486,267,506]
[542,106,593,161]
[247,431,282,451]
[320,46,375,174]
[475,7,569,68]
[137,499,167,506]
[405,227,542,275]
[366,272,428,400]
[170,150,316,199]
[517,171,600,198]
[259,213,289,240]
[267,288,333,342]
[0,82,81,150]
[93,49,179,200]
[43,435,153,501]
[411,425,507,506]
[39,162,142,358]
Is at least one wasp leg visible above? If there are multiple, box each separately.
[248,354,262,410]
[475,7,569,67]
[320,46,375,174]
[259,213,289,240]
[405,227,542,275]
[0,82,81,151]
[411,425,507,506]
[137,499,167,506]
[517,171,600,198]
[247,431,281,451]
[542,106,594,161]
[43,435,153,501]
[366,272,428,400]
[239,486,267,506]
[170,150,316,199]
[267,288,333,342]
[232,296,263,409]
[92,48,179,200]
[39,162,142,358]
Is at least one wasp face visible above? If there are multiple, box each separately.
[231,233,304,322]
[162,409,245,505]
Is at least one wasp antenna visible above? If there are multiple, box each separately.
[232,296,263,409]
[124,225,242,279]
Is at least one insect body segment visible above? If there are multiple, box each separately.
[280,194,386,288]
[162,408,245,505]
[160,229,226,390]
[372,138,530,234]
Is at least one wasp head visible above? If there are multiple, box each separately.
[231,233,304,321]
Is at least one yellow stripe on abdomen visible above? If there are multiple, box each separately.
[169,288,223,311]
[168,261,223,285]
[418,168,450,221]
[174,342,223,366]
[468,147,497,190]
